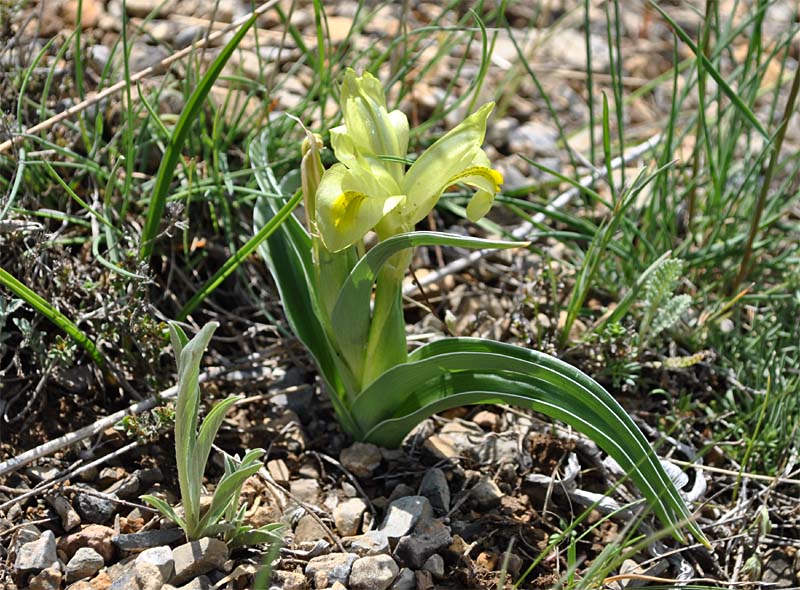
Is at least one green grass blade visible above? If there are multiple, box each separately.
[650,0,769,139]
[139,10,259,259]
[0,266,104,368]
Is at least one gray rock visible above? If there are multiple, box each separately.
[393,519,452,569]
[294,513,329,544]
[171,537,228,585]
[334,498,367,537]
[164,575,213,590]
[108,561,139,590]
[46,493,81,531]
[271,569,308,590]
[75,489,118,524]
[340,442,382,477]
[125,0,170,18]
[388,567,415,590]
[349,554,399,590]
[379,496,432,543]
[508,122,558,158]
[105,474,140,499]
[304,552,358,588]
[66,547,105,582]
[290,478,321,503]
[135,562,167,590]
[128,43,169,74]
[470,477,503,509]
[135,545,174,582]
[113,527,184,552]
[14,530,57,574]
[29,565,61,590]
[174,26,204,49]
[422,554,444,579]
[418,469,449,514]
[344,531,390,557]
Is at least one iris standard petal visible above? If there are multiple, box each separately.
[316,163,405,252]
[339,71,407,181]
[401,102,495,225]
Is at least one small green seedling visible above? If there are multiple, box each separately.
[142,322,282,545]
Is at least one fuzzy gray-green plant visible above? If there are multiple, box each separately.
[141,321,283,546]
[639,257,692,349]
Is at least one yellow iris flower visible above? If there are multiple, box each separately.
[316,69,504,252]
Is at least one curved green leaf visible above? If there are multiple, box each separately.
[332,231,528,381]
[351,338,705,544]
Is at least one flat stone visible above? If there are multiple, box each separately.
[343,530,390,557]
[66,547,105,582]
[113,527,184,552]
[163,575,213,590]
[29,565,62,590]
[135,562,167,590]
[349,554,399,590]
[135,545,174,582]
[171,537,228,585]
[290,478,321,503]
[304,552,358,588]
[393,519,452,569]
[422,554,444,579]
[379,496,432,543]
[470,477,503,510]
[267,459,291,485]
[294,513,329,544]
[334,498,367,537]
[340,442,382,478]
[75,489,118,524]
[422,434,459,461]
[271,569,308,590]
[418,469,450,514]
[388,567,415,590]
[60,524,116,562]
[46,493,81,531]
[14,530,57,574]
[472,410,501,430]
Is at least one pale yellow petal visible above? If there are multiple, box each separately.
[402,103,495,225]
[316,163,404,252]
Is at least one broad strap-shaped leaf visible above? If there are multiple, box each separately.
[331,231,527,382]
[171,321,218,538]
[250,131,359,437]
[350,338,706,544]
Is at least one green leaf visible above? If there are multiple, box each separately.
[141,495,186,532]
[331,231,528,385]
[229,523,287,548]
[193,395,241,500]
[250,132,359,437]
[0,266,104,368]
[139,10,259,259]
[197,462,263,534]
[351,337,706,544]
[171,321,218,539]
